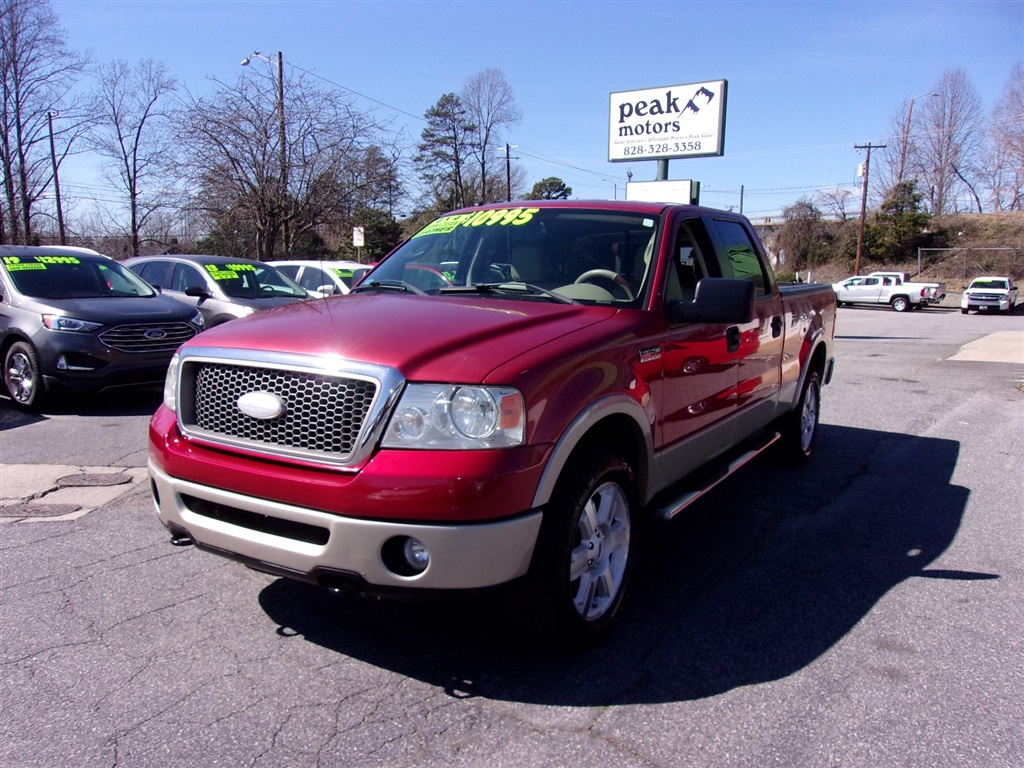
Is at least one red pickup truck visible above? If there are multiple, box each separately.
[149,200,836,641]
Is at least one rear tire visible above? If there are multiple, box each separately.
[4,341,45,410]
[779,370,821,464]
[891,296,910,312]
[506,450,637,644]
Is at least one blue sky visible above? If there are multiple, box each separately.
[51,0,1023,219]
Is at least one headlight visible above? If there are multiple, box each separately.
[41,314,102,332]
[163,352,179,412]
[189,310,205,330]
[382,384,524,449]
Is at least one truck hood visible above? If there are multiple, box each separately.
[187,293,616,382]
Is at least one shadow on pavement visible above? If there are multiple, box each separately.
[257,423,976,705]
[0,385,162,427]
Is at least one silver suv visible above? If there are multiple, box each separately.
[125,254,309,327]
[1,245,204,409]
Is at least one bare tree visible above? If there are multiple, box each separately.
[1,0,89,243]
[87,58,178,256]
[461,68,521,205]
[176,66,391,261]
[986,64,1024,211]
[815,186,856,221]
[913,68,983,215]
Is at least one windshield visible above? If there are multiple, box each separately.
[2,254,156,299]
[970,278,1008,290]
[202,262,307,299]
[368,207,661,305]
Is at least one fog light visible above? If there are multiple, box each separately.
[382,536,432,577]
[403,538,430,573]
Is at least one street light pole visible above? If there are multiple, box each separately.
[242,50,289,256]
[897,91,937,187]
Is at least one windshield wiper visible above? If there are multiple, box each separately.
[440,282,576,305]
[352,279,426,296]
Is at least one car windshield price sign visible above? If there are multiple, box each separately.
[608,80,727,163]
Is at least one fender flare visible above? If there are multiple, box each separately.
[531,393,653,509]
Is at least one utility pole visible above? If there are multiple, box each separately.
[276,51,288,256]
[854,142,885,275]
[504,143,518,202]
[47,112,66,245]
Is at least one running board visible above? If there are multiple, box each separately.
[653,431,781,521]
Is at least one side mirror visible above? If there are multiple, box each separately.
[669,278,755,325]
[317,284,336,296]
[184,286,210,299]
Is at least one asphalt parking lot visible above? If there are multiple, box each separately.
[1,304,1022,767]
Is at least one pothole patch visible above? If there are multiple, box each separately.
[56,473,132,488]
[1,503,82,517]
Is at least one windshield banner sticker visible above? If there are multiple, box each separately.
[205,263,256,280]
[2,255,81,271]
[413,207,542,238]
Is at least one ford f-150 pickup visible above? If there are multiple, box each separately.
[148,200,837,641]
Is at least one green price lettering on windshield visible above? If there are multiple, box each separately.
[2,255,79,271]
[413,207,541,238]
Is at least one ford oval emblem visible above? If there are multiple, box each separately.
[144,328,168,340]
[237,391,286,421]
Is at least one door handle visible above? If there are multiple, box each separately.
[726,326,741,353]
[772,315,783,338]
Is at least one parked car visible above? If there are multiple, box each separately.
[269,260,370,297]
[1,245,204,409]
[960,276,1017,314]
[124,255,308,327]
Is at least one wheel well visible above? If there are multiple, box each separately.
[809,341,828,381]
[1,333,31,362]
[559,414,648,503]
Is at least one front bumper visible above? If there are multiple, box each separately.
[149,461,543,592]
[961,296,1010,311]
[32,328,186,393]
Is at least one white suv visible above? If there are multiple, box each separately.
[270,260,371,297]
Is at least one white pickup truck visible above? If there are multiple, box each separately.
[832,271,946,312]
[960,276,1018,314]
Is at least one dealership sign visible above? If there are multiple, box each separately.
[608,80,727,163]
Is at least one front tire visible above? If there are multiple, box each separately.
[508,451,637,643]
[4,341,45,410]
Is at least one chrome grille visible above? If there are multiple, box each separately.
[189,362,378,459]
[99,322,197,353]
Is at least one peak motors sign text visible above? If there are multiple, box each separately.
[609,80,727,162]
